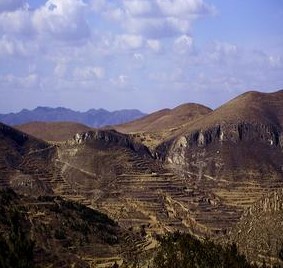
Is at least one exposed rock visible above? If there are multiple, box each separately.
[72,129,153,157]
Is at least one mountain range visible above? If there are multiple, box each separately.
[0,106,146,128]
[0,89,283,267]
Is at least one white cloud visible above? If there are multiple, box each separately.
[174,34,193,54]
[146,39,161,52]
[268,55,282,68]
[156,0,214,18]
[92,0,215,39]
[123,0,154,16]
[0,35,36,58]
[0,73,40,89]
[54,63,67,78]
[115,34,144,50]
[204,41,240,65]
[0,8,33,36]
[73,66,105,80]
[32,0,90,41]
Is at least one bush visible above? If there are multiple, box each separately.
[153,232,255,268]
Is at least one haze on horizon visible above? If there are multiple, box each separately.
[0,0,282,114]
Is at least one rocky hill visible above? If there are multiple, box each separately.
[1,89,283,266]
[113,103,212,150]
[15,121,91,141]
[0,106,146,128]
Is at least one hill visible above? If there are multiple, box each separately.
[113,103,212,150]
[1,89,283,265]
[0,106,146,128]
[0,122,57,195]
[15,121,91,141]
[114,103,212,133]
[0,189,146,267]
[154,90,283,233]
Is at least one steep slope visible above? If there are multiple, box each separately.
[229,189,283,266]
[0,189,147,268]
[15,121,91,141]
[0,106,146,127]
[0,122,57,195]
[155,90,283,233]
[54,129,243,237]
[0,124,153,267]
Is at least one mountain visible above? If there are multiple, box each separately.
[1,89,283,266]
[15,121,91,141]
[0,106,146,128]
[115,103,212,133]
[113,103,212,150]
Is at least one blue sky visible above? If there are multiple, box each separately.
[0,0,282,113]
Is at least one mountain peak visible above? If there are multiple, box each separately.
[0,107,146,128]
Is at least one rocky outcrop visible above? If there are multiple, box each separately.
[72,129,153,157]
[158,122,282,166]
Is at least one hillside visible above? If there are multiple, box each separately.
[115,103,212,133]
[229,189,283,266]
[113,103,212,150]
[1,89,283,266]
[0,106,146,128]
[0,122,57,195]
[154,90,283,237]
[15,121,91,141]
[0,189,146,268]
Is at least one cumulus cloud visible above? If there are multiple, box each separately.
[33,0,90,41]
[123,0,154,17]
[0,7,33,36]
[93,0,215,39]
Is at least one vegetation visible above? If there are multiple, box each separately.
[153,232,256,268]
[0,189,34,268]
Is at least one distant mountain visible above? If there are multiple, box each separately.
[0,106,146,127]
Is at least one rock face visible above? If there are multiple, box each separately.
[158,90,283,182]
[72,129,152,156]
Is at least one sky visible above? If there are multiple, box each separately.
[0,0,283,113]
